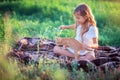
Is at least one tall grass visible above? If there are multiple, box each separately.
[0,11,19,80]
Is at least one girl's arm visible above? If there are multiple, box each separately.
[91,38,99,49]
[82,38,98,50]
[60,24,76,30]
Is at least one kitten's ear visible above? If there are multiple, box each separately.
[56,37,59,41]
[56,37,61,42]
[56,37,60,40]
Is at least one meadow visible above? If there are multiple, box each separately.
[0,0,120,80]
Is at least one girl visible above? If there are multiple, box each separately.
[53,3,98,61]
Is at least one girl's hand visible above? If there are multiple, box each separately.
[59,25,66,30]
[82,43,93,51]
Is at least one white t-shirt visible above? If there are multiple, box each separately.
[67,25,98,56]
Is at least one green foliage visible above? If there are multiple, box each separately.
[0,14,4,41]
[0,0,120,46]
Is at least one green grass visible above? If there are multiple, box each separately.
[0,0,120,46]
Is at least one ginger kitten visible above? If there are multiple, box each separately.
[56,37,92,60]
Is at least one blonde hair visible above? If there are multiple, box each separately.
[74,3,96,40]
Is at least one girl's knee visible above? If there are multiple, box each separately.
[86,54,95,61]
[53,46,60,53]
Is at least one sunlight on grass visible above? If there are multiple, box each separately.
[0,0,120,80]
[0,56,18,80]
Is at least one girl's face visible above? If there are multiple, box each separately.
[74,12,86,25]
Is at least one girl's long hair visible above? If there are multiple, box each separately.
[74,3,96,40]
